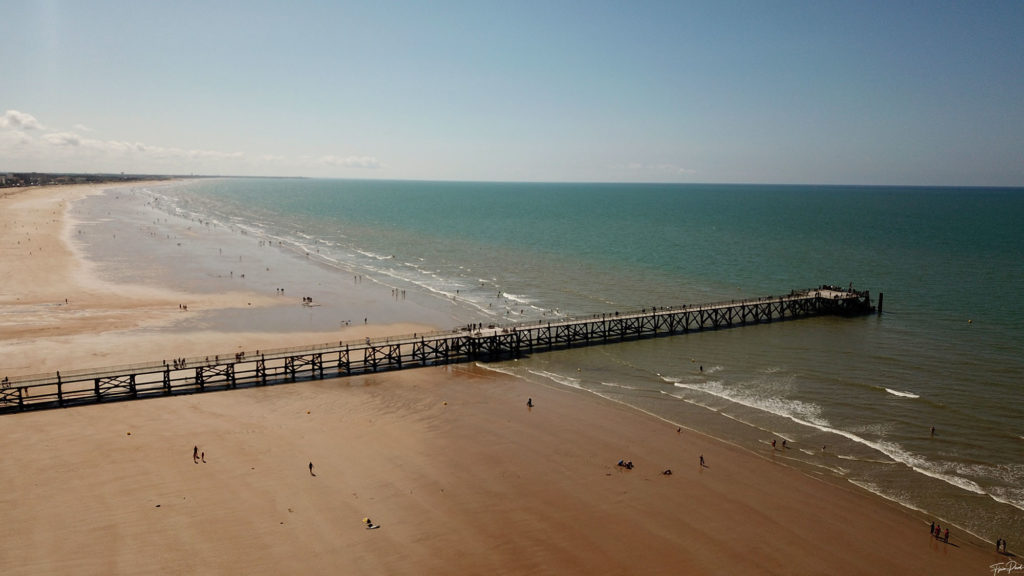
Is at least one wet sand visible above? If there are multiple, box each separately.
[0,181,442,374]
[0,183,1002,574]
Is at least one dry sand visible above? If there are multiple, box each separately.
[0,184,1002,574]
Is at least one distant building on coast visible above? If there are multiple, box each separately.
[0,172,174,188]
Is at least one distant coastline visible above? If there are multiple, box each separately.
[0,172,310,190]
[3,171,1020,191]
[0,172,178,189]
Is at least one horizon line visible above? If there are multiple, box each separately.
[2,170,1022,191]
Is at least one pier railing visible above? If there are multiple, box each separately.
[0,287,874,414]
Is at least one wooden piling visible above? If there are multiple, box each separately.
[0,287,874,414]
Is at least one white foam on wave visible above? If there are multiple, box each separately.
[599,381,639,391]
[658,389,720,412]
[354,248,393,261]
[527,369,584,390]
[501,292,532,305]
[474,362,519,378]
[943,462,1024,512]
[806,423,987,496]
[837,454,897,465]
[522,368,639,410]
[884,388,919,399]
[988,489,1024,513]
[672,379,830,428]
[670,375,992,498]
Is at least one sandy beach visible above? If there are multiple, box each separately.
[0,182,440,375]
[0,183,1003,575]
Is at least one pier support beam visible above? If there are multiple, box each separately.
[0,287,876,415]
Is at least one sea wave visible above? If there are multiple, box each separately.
[527,369,583,390]
[847,479,927,515]
[599,381,640,391]
[719,411,769,432]
[806,423,987,497]
[354,249,393,261]
[474,362,520,378]
[657,389,721,413]
[668,375,993,498]
[988,488,1024,513]
[836,454,898,465]
[671,379,830,428]
[884,387,920,399]
[501,292,532,305]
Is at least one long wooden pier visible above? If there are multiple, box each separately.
[0,287,874,414]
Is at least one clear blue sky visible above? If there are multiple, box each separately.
[2,1,1022,185]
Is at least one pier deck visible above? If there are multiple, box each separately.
[0,287,874,414]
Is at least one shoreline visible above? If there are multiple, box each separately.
[0,183,1005,573]
[0,181,444,375]
[0,364,1001,575]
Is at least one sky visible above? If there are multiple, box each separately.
[2,1,1023,186]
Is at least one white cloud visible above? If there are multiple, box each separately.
[0,129,32,147]
[1,110,45,131]
[35,130,242,163]
[43,131,82,146]
[187,149,244,160]
[622,162,697,176]
[317,155,384,169]
[1,109,382,176]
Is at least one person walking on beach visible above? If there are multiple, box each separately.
[699,454,705,467]
[943,528,949,543]
[309,462,315,476]
[526,398,533,408]
[193,445,199,464]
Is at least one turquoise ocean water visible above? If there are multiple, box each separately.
[97,178,1024,544]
